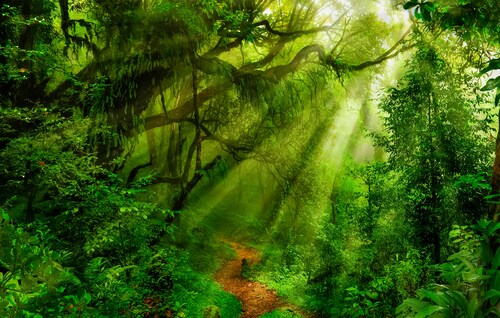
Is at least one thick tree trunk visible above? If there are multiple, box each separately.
[9,0,49,106]
[166,125,180,177]
[330,179,339,224]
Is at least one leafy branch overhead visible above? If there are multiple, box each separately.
[404,1,437,22]
[480,58,500,106]
[404,0,500,106]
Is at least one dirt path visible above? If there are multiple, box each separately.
[214,240,308,318]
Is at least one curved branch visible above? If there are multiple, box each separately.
[264,44,326,80]
[239,39,288,71]
[206,37,246,58]
[253,19,334,37]
[144,27,415,132]
[349,45,416,71]
[372,25,413,61]
[144,82,232,130]
[350,26,415,71]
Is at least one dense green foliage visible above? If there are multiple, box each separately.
[0,0,499,317]
[398,220,500,317]
[376,44,491,262]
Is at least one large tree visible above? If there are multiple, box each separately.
[1,0,416,213]
[378,43,490,262]
[403,0,500,222]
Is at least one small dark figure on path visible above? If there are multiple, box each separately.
[241,258,251,278]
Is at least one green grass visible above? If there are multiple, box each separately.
[171,269,241,318]
[167,224,241,317]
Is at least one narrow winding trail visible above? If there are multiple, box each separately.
[214,240,308,318]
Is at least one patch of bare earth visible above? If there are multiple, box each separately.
[214,240,311,318]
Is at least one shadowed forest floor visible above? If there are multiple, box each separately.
[214,240,310,318]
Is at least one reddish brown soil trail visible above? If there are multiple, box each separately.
[214,241,310,318]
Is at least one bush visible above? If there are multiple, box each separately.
[0,210,96,317]
[397,220,500,317]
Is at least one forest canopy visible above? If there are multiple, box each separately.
[0,0,499,317]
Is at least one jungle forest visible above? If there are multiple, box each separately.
[1,0,500,317]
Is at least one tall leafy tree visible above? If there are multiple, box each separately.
[403,0,500,222]
[377,44,490,262]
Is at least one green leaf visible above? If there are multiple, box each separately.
[404,1,419,9]
[480,76,500,91]
[422,8,432,21]
[445,290,468,312]
[422,2,436,11]
[419,289,450,307]
[492,271,500,291]
[484,193,500,200]
[415,8,423,19]
[476,219,492,231]
[479,58,500,76]
[483,289,500,301]
[492,247,500,270]
[414,305,445,318]
[487,222,500,236]
[368,291,378,299]
[467,296,479,317]
[83,289,91,304]
[399,298,433,313]
[1,209,9,223]
[480,240,493,264]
